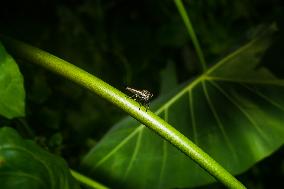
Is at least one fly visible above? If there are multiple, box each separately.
[126,87,154,111]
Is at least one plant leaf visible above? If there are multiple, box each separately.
[81,25,283,188]
[0,42,25,119]
[0,127,81,189]
[159,61,178,94]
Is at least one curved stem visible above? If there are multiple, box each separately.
[1,37,246,189]
[174,0,207,72]
[70,170,109,189]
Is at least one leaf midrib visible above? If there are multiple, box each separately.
[156,34,270,114]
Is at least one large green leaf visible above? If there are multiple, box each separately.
[0,42,25,119]
[0,127,80,189]
[81,26,284,188]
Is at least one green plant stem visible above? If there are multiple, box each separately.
[1,37,246,189]
[70,170,109,189]
[174,0,207,72]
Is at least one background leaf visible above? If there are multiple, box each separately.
[0,127,80,189]
[0,42,25,119]
[159,61,178,94]
[80,26,284,188]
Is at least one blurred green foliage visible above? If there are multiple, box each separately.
[0,127,80,189]
[0,0,283,188]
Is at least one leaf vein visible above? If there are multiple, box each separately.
[202,81,236,158]
[208,80,270,143]
[92,126,144,170]
[123,129,143,179]
[242,84,284,112]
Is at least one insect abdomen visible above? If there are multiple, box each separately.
[126,87,142,95]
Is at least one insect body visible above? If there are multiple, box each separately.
[126,87,153,111]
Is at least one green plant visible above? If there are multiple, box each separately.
[0,0,283,189]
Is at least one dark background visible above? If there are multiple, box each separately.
[0,0,283,188]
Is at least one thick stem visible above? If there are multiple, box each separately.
[1,37,246,189]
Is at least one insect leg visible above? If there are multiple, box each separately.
[128,94,138,101]
[145,103,150,112]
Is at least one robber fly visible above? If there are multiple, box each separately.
[126,87,154,111]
